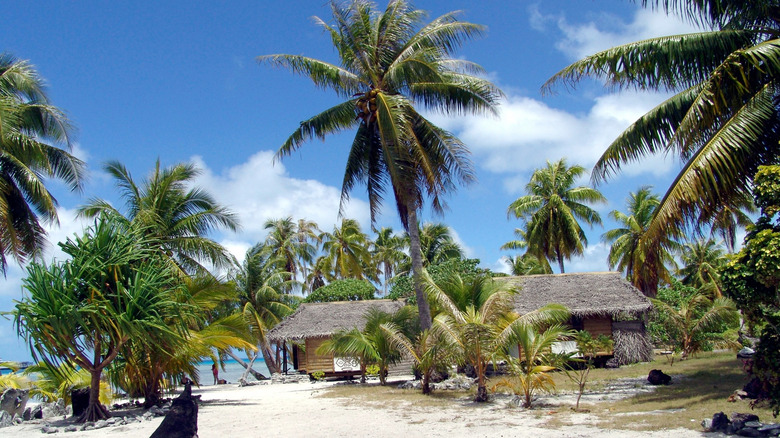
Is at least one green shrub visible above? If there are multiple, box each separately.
[304,279,376,303]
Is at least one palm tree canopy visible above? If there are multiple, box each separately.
[508,159,606,273]
[261,0,502,224]
[544,0,780,245]
[0,54,86,272]
[78,160,240,274]
[601,186,678,295]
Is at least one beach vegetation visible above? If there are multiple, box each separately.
[304,278,377,303]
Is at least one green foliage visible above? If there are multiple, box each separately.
[365,365,380,377]
[560,331,614,410]
[304,278,376,303]
[388,258,491,303]
[722,165,780,416]
[650,281,740,361]
[310,370,325,381]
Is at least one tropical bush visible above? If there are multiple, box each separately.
[304,279,376,303]
[388,258,492,303]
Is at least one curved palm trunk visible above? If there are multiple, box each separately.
[262,341,281,374]
[407,207,432,330]
[225,350,268,380]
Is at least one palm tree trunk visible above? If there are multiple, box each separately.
[407,207,431,330]
[422,369,432,395]
[475,361,488,402]
[225,350,268,380]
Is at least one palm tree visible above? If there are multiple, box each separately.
[492,323,572,408]
[427,271,569,402]
[706,193,755,253]
[544,0,780,248]
[78,160,239,275]
[261,0,502,330]
[318,306,416,384]
[14,215,192,422]
[372,227,408,296]
[381,324,452,394]
[602,187,678,297]
[508,159,606,273]
[0,54,85,273]
[295,218,322,293]
[233,244,299,375]
[651,293,739,360]
[416,223,464,267]
[503,253,552,276]
[319,218,374,281]
[677,237,727,296]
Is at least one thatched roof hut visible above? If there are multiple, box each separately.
[267,299,404,375]
[501,272,654,365]
[267,299,403,343]
[502,272,652,319]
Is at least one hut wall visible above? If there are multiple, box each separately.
[612,320,653,365]
[583,316,612,337]
[304,337,334,373]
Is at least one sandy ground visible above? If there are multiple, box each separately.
[3,377,721,438]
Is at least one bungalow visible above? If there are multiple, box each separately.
[501,272,654,365]
[267,299,404,376]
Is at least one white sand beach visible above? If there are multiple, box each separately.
[3,377,721,438]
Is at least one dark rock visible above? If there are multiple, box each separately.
[647,369,672,385]
[31,405,42,419]
[760,424,780,433]
[0,411,12,428]
[149,382,198,438]
[736,427,762,437]
[23,407,31,421]
[0,388,29,418]
[41,425,58,434]
[71,387,90,418]
[732,413,760,430]
[712,412,730,432]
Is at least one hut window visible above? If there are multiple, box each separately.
[570,316,584,331]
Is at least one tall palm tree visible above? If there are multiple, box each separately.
[319,218,374,281]
[0,54,85,273]
[706,193,755,253]
[78,160,239,275]
[677,237,727,296]
[602,187,678,297]
[508,159,606,273]
[544,0,780,248]
[372,227,408,296]
[261,0,502,330]
[295,218,322,293]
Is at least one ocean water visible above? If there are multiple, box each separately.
[195,358,272,385]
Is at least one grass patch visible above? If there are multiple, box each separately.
[317,352,776,432]
[548,351,776,431]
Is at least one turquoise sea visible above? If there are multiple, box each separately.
[1,358,273,385]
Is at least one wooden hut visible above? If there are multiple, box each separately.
[267,299,403,376]
[502,272,654,365]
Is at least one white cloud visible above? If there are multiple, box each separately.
[447,227,475,259]
[553,8,702,60]
[190,151,371,261]
[434,90,677,194]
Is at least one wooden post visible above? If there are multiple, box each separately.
[283,341,288,374]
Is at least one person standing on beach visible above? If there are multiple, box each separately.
[212,363,219,385]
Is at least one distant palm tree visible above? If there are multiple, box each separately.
[319,218,374,281]
[508,159,606,273]
[416,223,464,266]
[78,160,239,275]
[544,0,780,249]
[602,187,678,297]
[503,253,552,276]
[372,227,408,296]
[677,237,727,296]
[262,0,502,330]
[705,193,755,253]
[0,54,85,273]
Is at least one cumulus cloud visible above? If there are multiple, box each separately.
[191,151,371,260]
[566,241,612,273]
[552,8,702,60]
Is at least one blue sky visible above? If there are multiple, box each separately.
[0,1,701,361]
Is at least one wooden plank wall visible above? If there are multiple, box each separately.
[304,337,334,373]
[583,316,612,337]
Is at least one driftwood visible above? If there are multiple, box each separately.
[149,382,199,438]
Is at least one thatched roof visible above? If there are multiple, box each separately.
[267,299,403,342]
[500,272,651,319]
